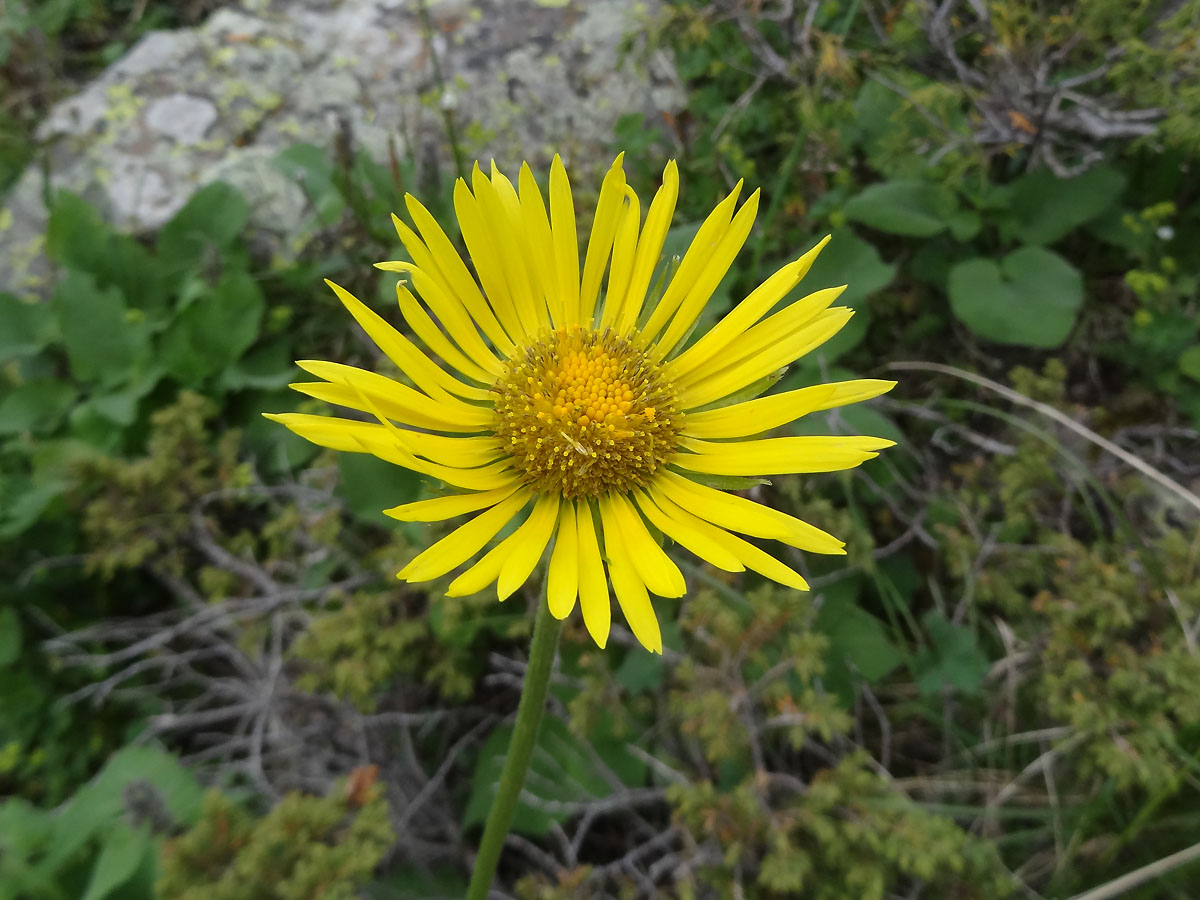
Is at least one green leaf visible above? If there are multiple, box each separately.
[1179,345,1200,382]
[614,648,665,691]
[80,824,151,900]
[54,271,147,384]
[160,268,264,383]
[0,380,78,435]
[274,144,345,225]
[817,583,904,687]
[156,182,249,267]
[1001,166,1126,245]
[0,798,54,858]
[0,607,22,667]
[336,453,422,526]
[218,339,297,391]
[843,180,958,237]
[947,247,1083,348]
[914,611,989,696]
[89,365,162,427]
[44,745,200,878]
[46,194,170,316]
[0,479,68,540]
[797,402,904,447]
[0,293,54,362]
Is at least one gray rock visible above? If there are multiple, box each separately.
[0,0,681,298]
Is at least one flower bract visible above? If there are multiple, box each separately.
[267,154,896,653]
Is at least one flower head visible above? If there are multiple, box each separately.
[267,155,895,653]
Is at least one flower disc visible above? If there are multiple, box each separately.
[492,326,681,498]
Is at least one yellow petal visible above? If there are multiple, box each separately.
[266,413,491,469]
[453,178,526,343]
[669,235,830,382]
[546,500,579,619]
[645,487,805,587]
[600,186,641,330]
[654,188,760,358]
[498,493,560,600]
[446,492,559,599]
[395,283,499,383]
[604,493,685,597]
[288,381,478,434]
[682,379,896,439]
[549,154,580,324]
[579,153,627,326]
[390,266,509,373]
[445,543,507,597]
[293,360,493,429]
[678,307,854,410]
[677,285,845,393]
[600,504,663,654]
[575,500,611,648]
[400,489,531,582]
[324,279,489,402]
[656,471,845,554]
[518,163,561,327]
[384,483,522,522]
[633,490,744,572]
[728,538,809,590]
[676,435,896,476]
[389,208,514,355]
[412,458,519,493]
[618,160,679,334]
[473,163,544,337]
[639,180,742,344]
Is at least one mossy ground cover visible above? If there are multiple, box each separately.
[2,1,1200,898]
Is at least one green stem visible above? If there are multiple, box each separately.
[465,597,563,900]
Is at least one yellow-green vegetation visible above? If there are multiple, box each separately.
[2,0,1200,898]
[157,774,394,900]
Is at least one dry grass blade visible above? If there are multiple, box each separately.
[888,361,1200,517]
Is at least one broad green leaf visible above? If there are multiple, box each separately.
[1001,166,1126,245]
[0,293,54,362]
[156,181,249,267]
[54,271,146,383]
[0,798,54,858]
[89,365,162,427]
[843,180,957,237]
[159,268,264,383]
[336,452,422,526]
[914,611,989,696]
[0,608,21,667]
[43,746,199,877]
[947,247,1083,348]
[80,823,151,900]
[46,194,169,316]
[0,380,77,435]
[817,584,904,687]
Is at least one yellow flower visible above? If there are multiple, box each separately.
[266,155,896,653]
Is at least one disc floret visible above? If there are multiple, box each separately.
[493,327,682,498]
